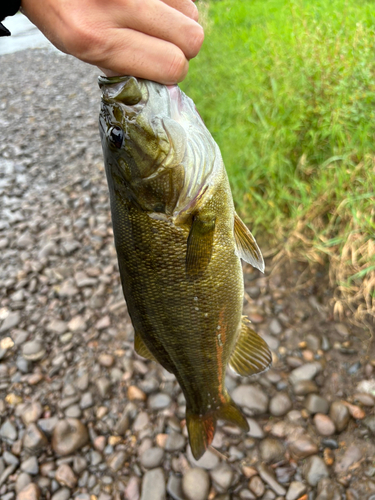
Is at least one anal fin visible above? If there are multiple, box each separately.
[134,331,158,363]
[234,212,264,272]
[229,317,272,376]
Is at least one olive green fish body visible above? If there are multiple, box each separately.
[99,76,272,459]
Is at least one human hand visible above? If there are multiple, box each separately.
[21,0,204,84]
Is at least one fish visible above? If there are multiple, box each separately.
[98,75,272,460]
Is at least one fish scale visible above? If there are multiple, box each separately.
[99,75,272,459]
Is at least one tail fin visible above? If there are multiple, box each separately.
[186,399,249,460]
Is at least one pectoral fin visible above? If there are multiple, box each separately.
[229,317,272,376]
[134,331,157,363]
[234,213,264,272]
[186,214,216,278]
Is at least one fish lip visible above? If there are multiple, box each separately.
[98,75,133,87]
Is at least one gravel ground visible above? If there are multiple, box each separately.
[1,48,375,500]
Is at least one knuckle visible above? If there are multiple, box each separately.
[166,49,188,83]
[64,20,99,60]
[186,2,199,22]
[185,24,204,58]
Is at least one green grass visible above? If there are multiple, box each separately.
[180,0,375,323]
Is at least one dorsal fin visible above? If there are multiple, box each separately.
[234,213,264,272]
[229,317,272,376]
[186,214,216,279]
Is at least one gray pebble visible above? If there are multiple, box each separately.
[3,451,19,466]
[363,415,375,435]
[141,467,166,500]
[133,412,150,432]
[73,456,87,474]
[141,447,164,469]
[292,380,319,395]
[37,417,59,436]
[22,340,45,361]
[167,474,184,500]
[286,481,307,500]
[269,318,282,335]
[16,473,32,494]
[334,444,362,475]
[186,446,219,470]
[249,476,265,497]
[210,462,233,492]
[247,418,264,439]
[316,478,341,500]
[96,377,111,398]
[269,393,292,417]
[303,455,329,486]
[329,401,350,432]
[231,385,269,414]
[108,451,128,472]
[115,414,130,435]
[23,423,48,452]
[305,394,329,414]
[260,438,285,463]
[148,393,172,410]
[0,311,21,333]
[258,464,286,496]
[0,420,18,442]
[289,362,321,385]
[80,392,94,409]
[21,456,39,475]
[16,357,31,374]
[165,432,185,452]
[22,402,43,426]
[64,404,82,418]
[182,468,210,500]
[90,450,102,466]
[51,488,71,500]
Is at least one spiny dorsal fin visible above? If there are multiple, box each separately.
[186,214,216,279]
[134,331,158,363]
[229,317,272,376]
[234,212,264,272]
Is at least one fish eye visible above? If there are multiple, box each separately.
[109,126,124,148]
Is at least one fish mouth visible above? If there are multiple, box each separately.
[98,75,144,106]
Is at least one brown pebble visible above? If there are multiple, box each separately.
[242,466,258,478]
[248,313,264,323]
[155,433,168,448]
[128,385,147,401]
[27,373,43,385]
[93,435,106,451]
[52,419,89,456]
[343,402,365,419]
[249,476,265,498]
[353,393,375,407]
[16,483,41,500]
[55,463,77,488]
[323,448,335,466]
[98,353,114,367]
[313,414,335,436]
[288,436,318,459]
[302,350,314,361]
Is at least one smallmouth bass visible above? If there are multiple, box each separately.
[98,76,272,459]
